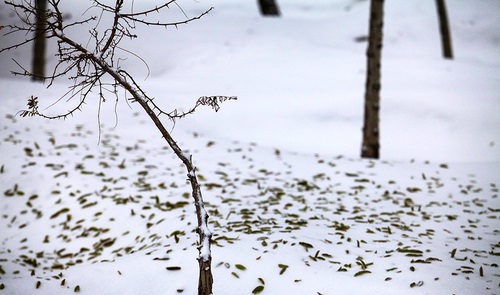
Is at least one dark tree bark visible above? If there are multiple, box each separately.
[32,0,47,81]
[361,0,384,159]
[258,0,280,16]
[435,0,453,59]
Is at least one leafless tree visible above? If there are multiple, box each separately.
[361,0,384,159]
[0,1,236,294]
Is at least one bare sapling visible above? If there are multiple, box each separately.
[0,1,236,294]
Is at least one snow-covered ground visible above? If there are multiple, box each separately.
[0,0,499,294]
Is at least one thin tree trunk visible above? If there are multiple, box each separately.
[361,0,384,159]
[435,0,453,59]
[126,77,214,295]
[258,0,280,16]
[144,99,214,295]
[32,0,47,81]
[134,85,214,295]
[53,33,214,294]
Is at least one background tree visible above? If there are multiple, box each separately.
[361,0,384,159]
[0,1,236,294]
[435,0,453,59]
[31,0,47,81]
[258,0,280,16]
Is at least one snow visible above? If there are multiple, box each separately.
[0,0,499,294]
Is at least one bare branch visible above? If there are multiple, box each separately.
[120,7,214,28]
[99,0,123,55]
[119,0,177,17]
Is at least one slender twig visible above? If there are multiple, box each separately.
[119,0,177,17]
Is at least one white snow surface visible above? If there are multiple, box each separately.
[0,0,499,294]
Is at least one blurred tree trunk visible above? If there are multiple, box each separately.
[32,0,47,81]
[435,0,453,59]
[361,0,384,159]
[258,0,280,16]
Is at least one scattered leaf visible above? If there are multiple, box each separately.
[252,285,264,294]
[354,270,371,277]
[235,264,247,271]
[278,264,289,275]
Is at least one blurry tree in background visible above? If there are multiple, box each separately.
[258,0,280,16]
[361,0,384,159]
[0,1,236,294]
[31,0,47,81]
[435,0,453,59]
